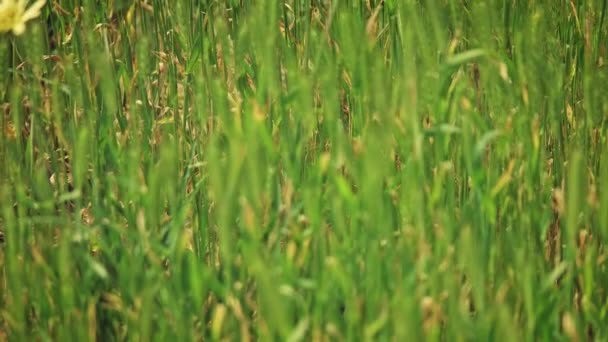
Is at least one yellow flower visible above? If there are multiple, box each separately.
[0,0,46,35]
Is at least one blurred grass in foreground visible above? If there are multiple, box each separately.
[1,0,608,340]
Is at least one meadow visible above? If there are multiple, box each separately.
[1,0,608,340]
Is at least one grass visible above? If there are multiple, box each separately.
[1,0,608,340]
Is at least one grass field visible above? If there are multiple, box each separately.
[1,0,608,340]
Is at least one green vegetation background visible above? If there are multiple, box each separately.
[1,0,608,340]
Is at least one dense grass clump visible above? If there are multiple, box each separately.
[1,0,608,340]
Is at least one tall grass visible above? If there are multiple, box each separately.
[1,0,607,340]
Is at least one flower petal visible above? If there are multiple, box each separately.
[20,0,46,22]
[12,22,25,35]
